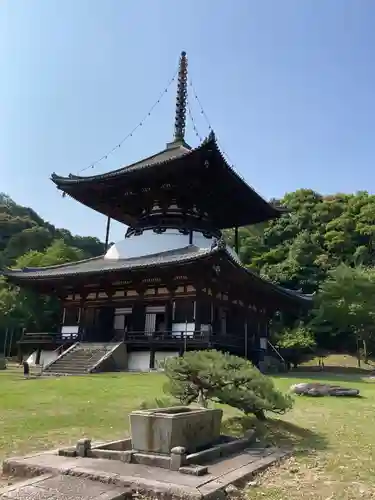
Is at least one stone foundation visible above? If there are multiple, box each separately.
[58,431,256,474]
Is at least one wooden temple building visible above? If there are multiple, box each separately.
[3,52,311,373]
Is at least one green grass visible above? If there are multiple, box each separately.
[1,365,375,498]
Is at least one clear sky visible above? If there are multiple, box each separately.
[1,1,374,243]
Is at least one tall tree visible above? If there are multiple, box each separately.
[313,264,375,364]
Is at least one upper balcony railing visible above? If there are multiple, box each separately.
[20,328,253,351]
[111,329,248,349]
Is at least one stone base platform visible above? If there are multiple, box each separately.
[2,446,289,499]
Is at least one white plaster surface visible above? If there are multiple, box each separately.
[171,322,195,337]
[26,349,59,367]
[127,351,151,371]
[104,229,214,260]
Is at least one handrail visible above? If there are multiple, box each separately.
[89,342,121,373]
[267,340,286,365]
[42,342,80,372]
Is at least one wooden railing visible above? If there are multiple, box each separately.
[113,330,248,348]
[19,329,253,352]
[123,330,209,343]
[19,331,82,344]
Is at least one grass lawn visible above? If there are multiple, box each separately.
[1,365,375,499]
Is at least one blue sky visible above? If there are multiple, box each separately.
[1,1,375,243]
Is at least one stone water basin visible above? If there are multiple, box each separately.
[129,406,223,454]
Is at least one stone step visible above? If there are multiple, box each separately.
[43,343,115,376]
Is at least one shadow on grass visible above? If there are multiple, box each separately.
[275,370,369,384]
[295,366,374,376]
[222,415,327,455]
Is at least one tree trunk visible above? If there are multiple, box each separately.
[363,339,368,364]
[2,328,8,357]
[198,389,207,408]
[254,410,267,421]
[356,336,361,368]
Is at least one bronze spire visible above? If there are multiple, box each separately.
[173,51,188,143]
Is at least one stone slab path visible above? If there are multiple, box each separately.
[0,474,130,500]
[2,447,289,499]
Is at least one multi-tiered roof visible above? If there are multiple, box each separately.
[2,52,311,310]
[51,52,284,233]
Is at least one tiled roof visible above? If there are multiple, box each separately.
[50,133,286,228]
[2,243,312,305]
[51,141,193,184]
[2,245,213,279]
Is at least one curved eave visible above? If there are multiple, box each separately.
[1,246,215,283]
[51,133,283,224]
[221,252,313,307]
[2,245,313,309]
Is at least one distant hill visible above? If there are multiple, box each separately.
[226,189,375,294]
[0,193,105,268]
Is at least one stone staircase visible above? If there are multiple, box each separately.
[43,343,120,375]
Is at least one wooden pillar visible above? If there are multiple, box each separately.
[17,343,22,363]
[234,226,239,254]
[104,216,111,252]
[79,296,86,341]
[244,319,248,359]
[132,298,146,333]
[194,298,201,334]
[35,348,42,365]
[149,349,155,369]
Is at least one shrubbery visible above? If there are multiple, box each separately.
[275,324,316,369]
[163,350,293,420]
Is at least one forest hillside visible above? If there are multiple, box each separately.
[2,189,375,359]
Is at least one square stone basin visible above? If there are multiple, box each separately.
[129,406,223,454]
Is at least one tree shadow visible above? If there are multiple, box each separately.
[294,366,374,376]
[276,370,369,384]
[222,415,327,456]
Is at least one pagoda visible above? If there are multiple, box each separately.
[3,52,311,372]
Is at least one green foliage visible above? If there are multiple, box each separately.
[163,350,294,420]
[275,325,316,369]
[15,239,85,268]
[276,325,316,350]
[230,190,375,292]
[0,192,104,267]
[313,264,375,359]
[0,194,105,348]
[226,189,375,353]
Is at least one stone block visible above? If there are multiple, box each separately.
[76,438,91,457]
[179,464,208,476]
[130,406,222,454]
[93,439,132,451]
[119,451,133,463]
[131,452,171,468]
[170,446,187,471]
[58,448,76,457]
[88,449,128,461]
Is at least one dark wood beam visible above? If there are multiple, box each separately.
[234,226,239,254]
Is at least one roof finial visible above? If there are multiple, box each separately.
[173,51,188,143]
